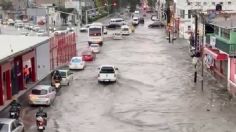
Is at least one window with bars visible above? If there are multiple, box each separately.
[180,9,185,19]
[188,10,192,19]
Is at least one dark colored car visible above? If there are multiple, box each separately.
[139,17,144,24]
[106,24,121,29]
[81,50,96,61]
[148,21,165,28]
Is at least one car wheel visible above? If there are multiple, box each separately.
[67,82,70,86]
[22,128,25,132]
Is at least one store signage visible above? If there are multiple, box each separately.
[210,36,216,48]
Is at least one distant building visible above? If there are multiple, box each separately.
[175,0,236,39]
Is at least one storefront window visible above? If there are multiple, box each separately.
[221,28,230,39]
[214,26,219,35]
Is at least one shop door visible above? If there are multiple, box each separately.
[11,65,18,95]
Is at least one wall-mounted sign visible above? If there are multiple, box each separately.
[210,36,216,48]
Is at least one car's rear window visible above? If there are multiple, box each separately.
[59,71,67,78]
[122,28,129,31]
[0,123,8,132]
[71,58,81,63]
[32,89,48,95]
[91,45,99,47]
[100,67,115,73]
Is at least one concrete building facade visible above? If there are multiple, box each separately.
[175,0,236,39]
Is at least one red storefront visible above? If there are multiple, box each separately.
[0,49,37,105]
[204,47,228,79]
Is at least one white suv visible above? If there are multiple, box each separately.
[98,65,118,83]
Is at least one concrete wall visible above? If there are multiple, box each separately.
[36,42,50,81]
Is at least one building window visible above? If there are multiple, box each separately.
[220,2,224,5]
[228,1,232,5]
[203,2,207,6]
[196,2,201,6]
[180,9,185,19]
[212,2,216,5]
[188,10,192,19]
[214,26,219,35]
[188,2,192,5]
[221,28,230,39]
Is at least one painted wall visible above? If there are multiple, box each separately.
[230,32,236,44]
[230,58,236,82]
[36,42,50,80]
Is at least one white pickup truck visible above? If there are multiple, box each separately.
[97,65,118,83]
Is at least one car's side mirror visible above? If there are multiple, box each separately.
[115,68,119,70]
[97,67,100,70]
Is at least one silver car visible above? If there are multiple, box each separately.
[0,118,24,132]
[58,70,73,86]
[29,85,56,106]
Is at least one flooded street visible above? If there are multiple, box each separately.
[44,19,236,132]
[1,17,236,132]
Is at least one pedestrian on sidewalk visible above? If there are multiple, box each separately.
[24,65,30,84]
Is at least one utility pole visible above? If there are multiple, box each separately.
[46,7,49,35]
[194,14,198,83]
[166,0,171,43]
[201,13,205,91]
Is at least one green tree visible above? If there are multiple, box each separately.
[147,0,156,9]
[1,0,13,10]
[56,7,74,24]
[129,0,140,12]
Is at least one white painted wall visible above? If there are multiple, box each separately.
[36,42,50,81]
[175,0,236,39]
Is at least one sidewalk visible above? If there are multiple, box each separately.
[0,64,67,112]
[0,74,50,112]
[174,38,235,109]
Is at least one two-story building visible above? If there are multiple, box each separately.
[176,0,235,39]
[205,14,236,97]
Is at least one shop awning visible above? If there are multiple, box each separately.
[204,47,228,60]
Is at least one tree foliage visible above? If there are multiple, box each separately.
[147,0,156,8]
[1,0,13,10]
[56,6,74,24]
[93,0,141,13]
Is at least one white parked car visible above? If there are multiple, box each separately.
[98,65,118,83]
[90,44,100,53]
[58,70,73,86]
[54,30,68,35]
[69,57,86,70]
[28,85,56,106]
[132,17,139,25]
[33,25,40,32]
[80,24,90,32]
[112,32,123,40]
[0,118,24,132]
[36,29,47,36]
[121,25,130,35]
